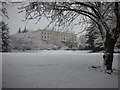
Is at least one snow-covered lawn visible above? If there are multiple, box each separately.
[0,53,2,89]
[2,50,118,88]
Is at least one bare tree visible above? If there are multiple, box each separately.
[20,2,120,74]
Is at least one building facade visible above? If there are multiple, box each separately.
[0,23,2,52]
[34,29,77,48]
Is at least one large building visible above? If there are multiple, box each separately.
[34,29,77,48]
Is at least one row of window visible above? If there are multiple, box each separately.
[42,32,52,35]
[41,32,73,37]
[61,38,66,41]
[42,35,66,41]
[42,36,76,41]
[41,32,76,41]
[42,36,49,39]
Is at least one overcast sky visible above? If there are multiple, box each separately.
[3,2,88,35]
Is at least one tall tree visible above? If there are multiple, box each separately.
[0,22,2,51]
[1,21,11,52]
[21,2,120,73]
[0,2,11,52]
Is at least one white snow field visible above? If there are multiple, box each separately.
[0,53,2,89]
[2,50,118,88]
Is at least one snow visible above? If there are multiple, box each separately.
[0,53,2,89]
[2,51,118,88]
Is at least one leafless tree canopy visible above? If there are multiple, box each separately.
[0,2,9,18]
[20,2,120,40]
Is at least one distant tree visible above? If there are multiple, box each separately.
[18,27,21,33]
[22,27,28,33]
[85,24,96,51]
[78,35,86,50]
[85,23,103,52]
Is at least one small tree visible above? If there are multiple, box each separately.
[22,27,28,33]
[18,27,21,33]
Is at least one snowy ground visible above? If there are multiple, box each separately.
[2,50,119,88]
[0,53,2,89]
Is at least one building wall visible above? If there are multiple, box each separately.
[34,29,77,48]
[0,24,2,52]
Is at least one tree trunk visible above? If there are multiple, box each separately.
[103,2,120,74]
[103,33,116,73]
[104,50,114,72]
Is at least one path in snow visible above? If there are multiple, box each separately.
[2,50,118,88]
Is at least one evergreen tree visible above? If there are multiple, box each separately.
[18,27,21,33]
[85,24,96,51]
[2,21,11,52]
[0,22,2,51]
[85,24,103,52]
[22,27,28,33]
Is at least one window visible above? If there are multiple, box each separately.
[47,36,49,39]
[42,32,43,34]
[45,36,46,39]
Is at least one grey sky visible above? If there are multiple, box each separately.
[3,3,88,35]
